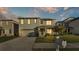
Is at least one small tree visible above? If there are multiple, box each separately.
[53,25,65,35]
[58,25,65,35]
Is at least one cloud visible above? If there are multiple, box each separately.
[36,7,59,13]
[0,7,8,14]
[60,9,74,20]
[25,7,60,18]
[26,8,40,17]
[0,7,18,21]
[64,7,70,11]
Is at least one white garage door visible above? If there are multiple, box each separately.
[20,29,34,36]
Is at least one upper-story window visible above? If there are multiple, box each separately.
[0,21,2,26]
[21,19,24,24]
[46,21,52,25]
[28,19,31,24]
[34,19,37,23]
[41,20,43,24]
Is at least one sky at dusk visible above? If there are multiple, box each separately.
[0,7,79,21]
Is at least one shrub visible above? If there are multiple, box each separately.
[44,33,51,37]
[0,36,17,43]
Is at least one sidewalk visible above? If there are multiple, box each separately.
[33,43,79,49]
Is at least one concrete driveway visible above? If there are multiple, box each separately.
[0,37,36,51]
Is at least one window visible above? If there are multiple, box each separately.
[28,19,31,24]
[47,29,52,34]
[21,19,24,24]
[46,21,52,25]
[0,21,2,26]
[41,20,43,24]
[6,21,8,25]
[34,19,37,23]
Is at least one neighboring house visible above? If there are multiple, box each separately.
[58,17,79,35]
[63,17,75,34]
[0,19,19,36]
[18,17,56,36]
[55,17,77,34]
[66,17,79,35]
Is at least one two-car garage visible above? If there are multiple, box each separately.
[19,29,34,36]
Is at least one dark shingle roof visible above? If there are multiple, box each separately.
[18,17,40,19]
[18,17,56,20]
[35,25,55,29]
[71,17,79,21]
[64,17,79,23]
[40,18,56,20]
[63,17,75,22]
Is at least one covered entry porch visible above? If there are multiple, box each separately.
[34,25,55,37]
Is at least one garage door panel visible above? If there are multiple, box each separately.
[21,30,34,36]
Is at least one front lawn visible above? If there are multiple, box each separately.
[61,35,79,43]
[0,36,17,43]
[35,35,55,43]
[35,34,79,43]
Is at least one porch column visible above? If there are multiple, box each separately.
[1,30,4,36]
[44,27,46,36]
[38,28,41,37]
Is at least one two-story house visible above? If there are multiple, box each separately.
[65,17,79,35]
[63,17,75,34]
[56,17,79,35]
[18,17,56,36]
[0,19,19,36]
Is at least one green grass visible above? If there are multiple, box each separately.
[0,36,17,43]
[35,34,79,43]
[35,36,55,43]
[61,35,79,43]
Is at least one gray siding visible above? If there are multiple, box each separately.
[69,19,79,34]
